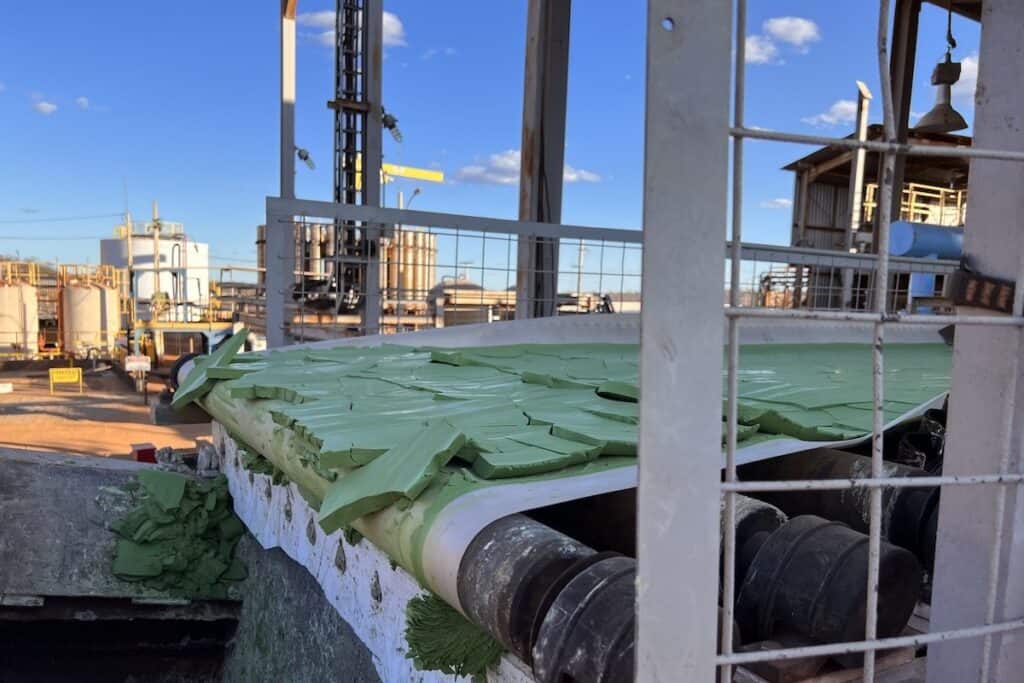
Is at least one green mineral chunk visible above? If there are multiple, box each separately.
[596,380,638,402]
[137,470,187,512]
[172,328,249,410]
[110,472,247,598]
[503,426,602,459]
[318,420,466,533]
[112,539,167,578]
[405,592,503,678]
[472,446,580,479]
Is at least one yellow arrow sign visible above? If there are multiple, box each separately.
[355,155,444,190]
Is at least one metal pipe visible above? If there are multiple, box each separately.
[842,82,873,310]
[721,0,747,677]
[723,474,1024,493]
[725,307,1024,326]
[864,2,898,674]
[716,618,1024,667]
[732,127,1024,164]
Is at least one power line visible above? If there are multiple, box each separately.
[0,235,106,241]
[0,213,123,224]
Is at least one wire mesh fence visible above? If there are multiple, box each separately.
[718,0,1024,681]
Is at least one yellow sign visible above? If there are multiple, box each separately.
[49,367,83,394]
[355,155,444,191]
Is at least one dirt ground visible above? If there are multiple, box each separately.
[0,367,209,458]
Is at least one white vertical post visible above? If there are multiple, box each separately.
[929,2,1024,681]
[280,0,296,200]
[842,82,872,310]
[268,0,297,349]
[637,1,730,680]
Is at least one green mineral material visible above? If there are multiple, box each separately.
[171,328,249,410]
[405,592,503,678]
[182,340,952,591]
[110,471,247,598]
[318,420,466,533]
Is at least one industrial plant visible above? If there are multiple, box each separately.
[2,1,1024,683]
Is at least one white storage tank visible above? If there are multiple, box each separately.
[61,285,119,355]
[0,284,39,355]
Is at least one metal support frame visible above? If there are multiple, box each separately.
[842,82,873,309]
[360,0,383,335]
[881,0,921,226]
[271,0,298,348]
[636,1,730,680]
[516,0,571,320]
[929,1,1024,680]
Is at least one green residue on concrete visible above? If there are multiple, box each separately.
[240,448,290,486]
[110,472,247,599]
[405,592,503,679]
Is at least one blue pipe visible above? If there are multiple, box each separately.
[889,221,964,313]
[889,221,964,259]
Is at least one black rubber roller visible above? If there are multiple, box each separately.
[735,515,921,652]
[531,555,636,683]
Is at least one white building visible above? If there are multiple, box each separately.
[100,220,210,322]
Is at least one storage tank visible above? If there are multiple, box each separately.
[0,284,39,355]
[61,285,119,355]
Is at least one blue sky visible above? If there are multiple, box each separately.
[0,1,980,281]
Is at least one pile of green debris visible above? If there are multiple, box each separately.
[110,470,247,599]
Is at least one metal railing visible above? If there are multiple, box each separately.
[262,199,644,343]
[864,182,967,227]
[259,200,964,344]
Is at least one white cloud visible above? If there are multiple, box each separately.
[422,47,456,60]
[33,100,57,115]
[563,165,602,183]
[75,96,89,110]
[457,149,601,185]
[802,99,858,127]
[296,9,334,29]
[297,10,406,48]
[952,53,978,101]
[382,12,406,47]
[763,17,821,50]
[760,198,793,209]
[745,35,779,64]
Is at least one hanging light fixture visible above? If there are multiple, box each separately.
[915,1,968,134]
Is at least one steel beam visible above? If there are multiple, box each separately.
[883,0,921,224]
[265,213,295,349]
[516,0,571,320]
[361,0,383,335]
[636,1,730,681]
[929,2,1024,680]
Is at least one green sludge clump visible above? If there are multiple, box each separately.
[405,592,504,679]
[110,470,247,599]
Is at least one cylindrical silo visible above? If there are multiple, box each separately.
[0,283,39,355]
[427,234,437,293]
[61,284,120,356]
[414,231,426,298]
[401,231,414,295]
[387,239,399,297]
